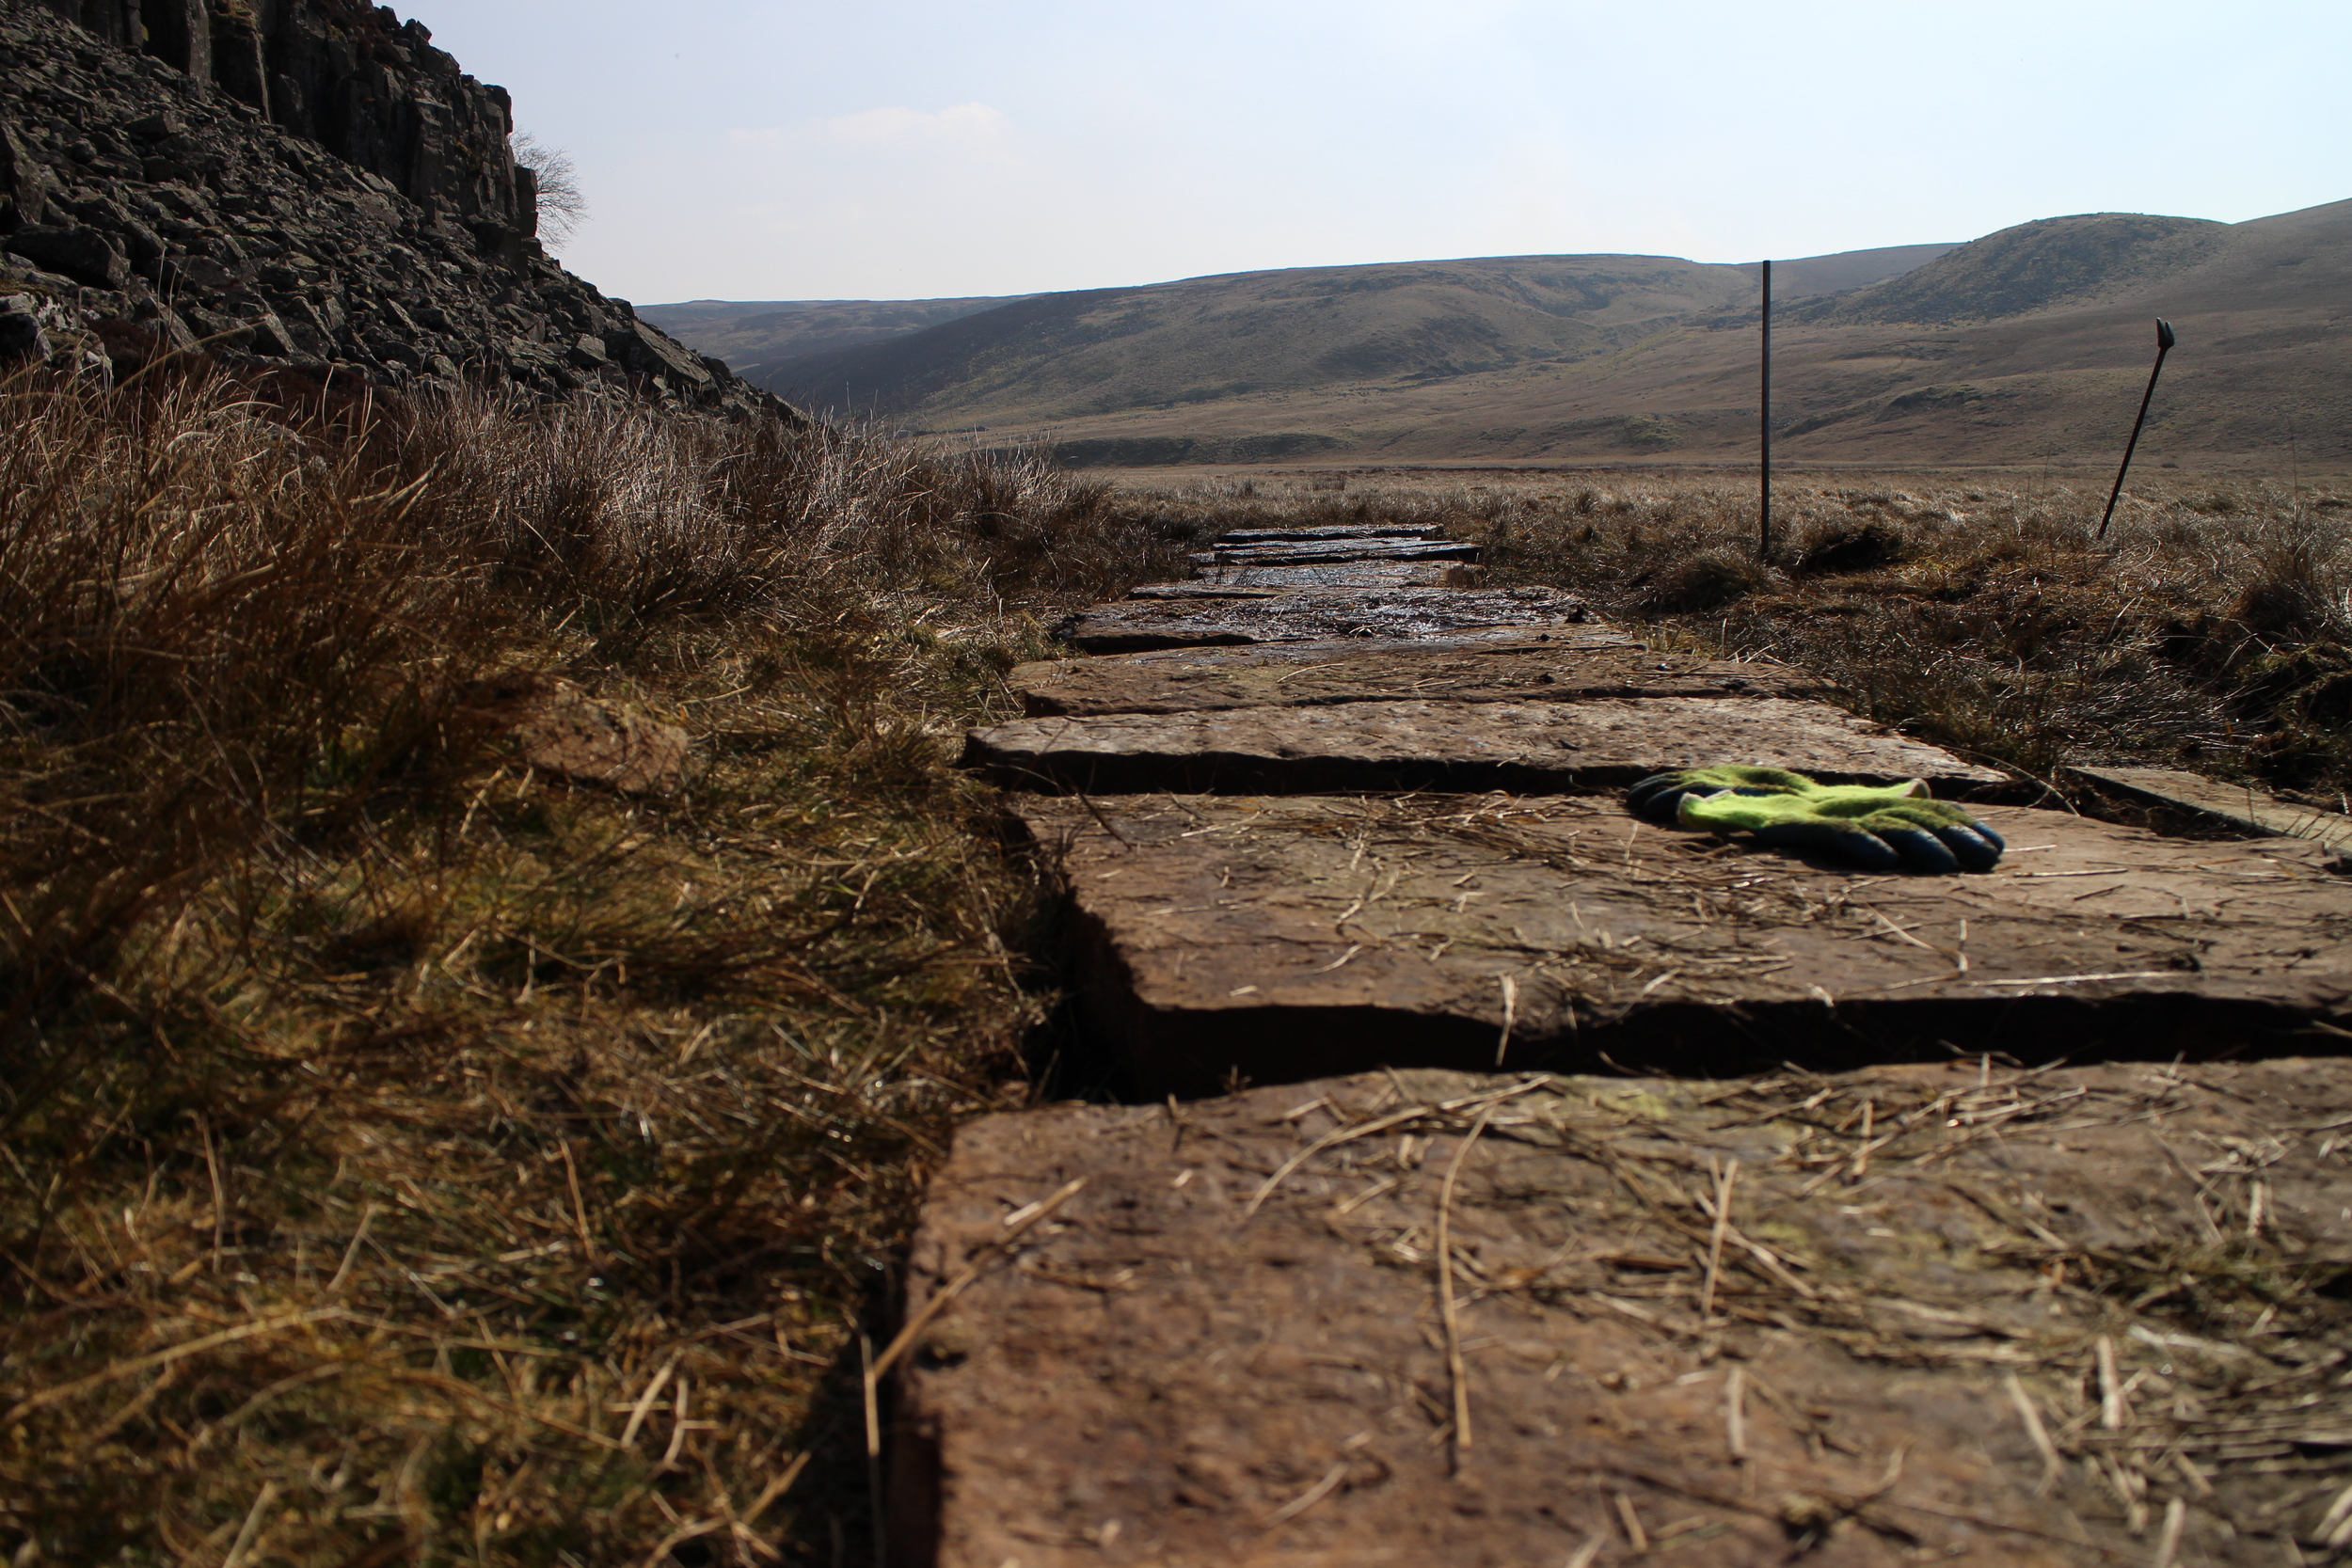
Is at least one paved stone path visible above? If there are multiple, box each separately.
[892,527,2352,1566]
[1063,584,1592,654]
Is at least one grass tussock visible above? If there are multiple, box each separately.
[1114,469,2352,799]
[0,369,1193,1566]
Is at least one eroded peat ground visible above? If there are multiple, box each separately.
[895,520,2352,1566]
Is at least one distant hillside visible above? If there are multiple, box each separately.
[1729,244,1965,299]
[638,295,1030,387]
[706,205,2348,468]
[737,245,1956,431]
[1801,214,2226,325]
[1719,200,2352,466]
[651,249,1962,417]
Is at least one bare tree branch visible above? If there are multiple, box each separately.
[511,133,587,250]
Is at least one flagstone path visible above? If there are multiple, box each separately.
[886,524,2352,1567]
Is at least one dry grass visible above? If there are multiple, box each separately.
[1105,468,2352,803]
[0,369,1193,1566]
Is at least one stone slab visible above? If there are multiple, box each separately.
[1009,638,1813,717]
[1014,794,2352,1095]
[896,1061,2352,1567]
[963,696,2002,798]
[457,673,688,795]
[1063,587,1595,654]
[1190,540,1484,567]
[2068,765,2352,853]
[1144,561,1483,594]
[1216,524,1449,543]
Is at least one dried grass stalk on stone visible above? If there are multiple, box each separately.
[930,1061,2351,1562]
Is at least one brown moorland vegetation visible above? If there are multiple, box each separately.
[0,369,1187,1566]
[1107,467,2352,807]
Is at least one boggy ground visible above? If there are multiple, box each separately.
[1104,467,2352,809]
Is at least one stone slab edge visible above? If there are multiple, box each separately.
[2068,764,2352,851]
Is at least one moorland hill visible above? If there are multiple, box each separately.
[638,293,1033,386]
[654,246,1951,431]
[1800,212,2227,326]
[661,205,2349,468]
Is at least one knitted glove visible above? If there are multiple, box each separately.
[1675,789,2006,874]
[1627,764,1930,824]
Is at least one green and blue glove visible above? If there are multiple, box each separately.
[1627,764,1926,820]
[1628,765,2004,874]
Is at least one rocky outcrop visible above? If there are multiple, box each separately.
[0,0,803,420]
[28,0,530,231]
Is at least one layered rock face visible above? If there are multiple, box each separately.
[29,0,531,230]
[0,0,801,420]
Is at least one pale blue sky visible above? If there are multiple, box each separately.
[410,0,2348,307]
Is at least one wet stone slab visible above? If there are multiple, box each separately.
[1216,524,1450,543]
[1190,539,1483,567]
[963,696,2001,798]
[895,1062,2352,1567]
[1140,561,1484,594]
[1063,587,1592,654]
[1013,793,2352,1095]
[1009,636,1810,717]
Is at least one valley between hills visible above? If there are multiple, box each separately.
[647,200,2352,472]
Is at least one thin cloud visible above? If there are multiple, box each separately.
[730,103,1017,155]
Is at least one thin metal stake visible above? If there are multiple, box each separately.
[2096,317,2177,541]
[1759,258,1772,561]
